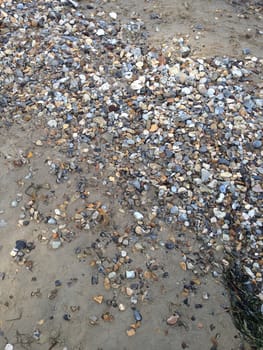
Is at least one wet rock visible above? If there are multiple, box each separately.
[15,240,27,250]
[133,309,142,322]
[165,241,175,250]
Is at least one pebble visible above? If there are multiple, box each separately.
[15,240,27,250]
[231,66,243,78]
[170,206,179,215]
[165,241,175,250]
[119,303,126,311]
[10,200,19,208]
[242,48,251,55]
[181,87,191,95]
[109,12,117,20]
[167,314,180,325]
[55,280,62,287]
[201,169,211,183]
[35,140,43,146]
[253,140,262,149]
[50,240,62,249]
[133,309,142,322]
[96,29,105,36]
[47,120,57,128]
[213,208,226,219]
[47,217,57,225]
[133,212,144,221]
[108,272,117,279]
[126,270,136,279]
[4,345,14,350]
[63,313,71,321]
[130,79,145,90]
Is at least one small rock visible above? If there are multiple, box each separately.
[133,211,144,221]
[213,208,226,219]
[108,272,117,279]
[109,12,117,20]
[167,313,180,325]
[47,119,57,128]
[202,292,209,300]
[181,87,191,95]
[242,48,251,55]
[222,233,230,241]
[231,66,243,78]
[244,266,255,279]
[47,217,57,225]
[89,315,99,325]
[201,168,211,183]
[126,270,136,279]
[121,250,127,257]
[130,77,145,90]
[15,240,27,250]
[126,328,136,336]
[50,240,62,249]
[170,206,179,215]
[133,309,142,322]
[252,184,263,193]
[253,140,262,149]
[93,295,104,304]
[180,46,191,57]
[35,140,43,146]
[118,303,126,311]
[179,261,187,271]
[55,280,62,287]
[10,200,19,208]
[165,241,175,250]
[135,226,144,235]
[96,29,105,36]
[63,313,71,321]
[10,249,18,257]
[216,193,225,203]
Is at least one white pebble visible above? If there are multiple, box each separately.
[213,208,226,219]
[133,211,144,221]
[96,29,105,36]
[5,345,14,350]
[109,12,117,20]
[126,270,136,279]
[47,119,57,128]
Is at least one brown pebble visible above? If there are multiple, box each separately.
[126,328,136,336]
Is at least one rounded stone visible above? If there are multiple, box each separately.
[253,140,262,149]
